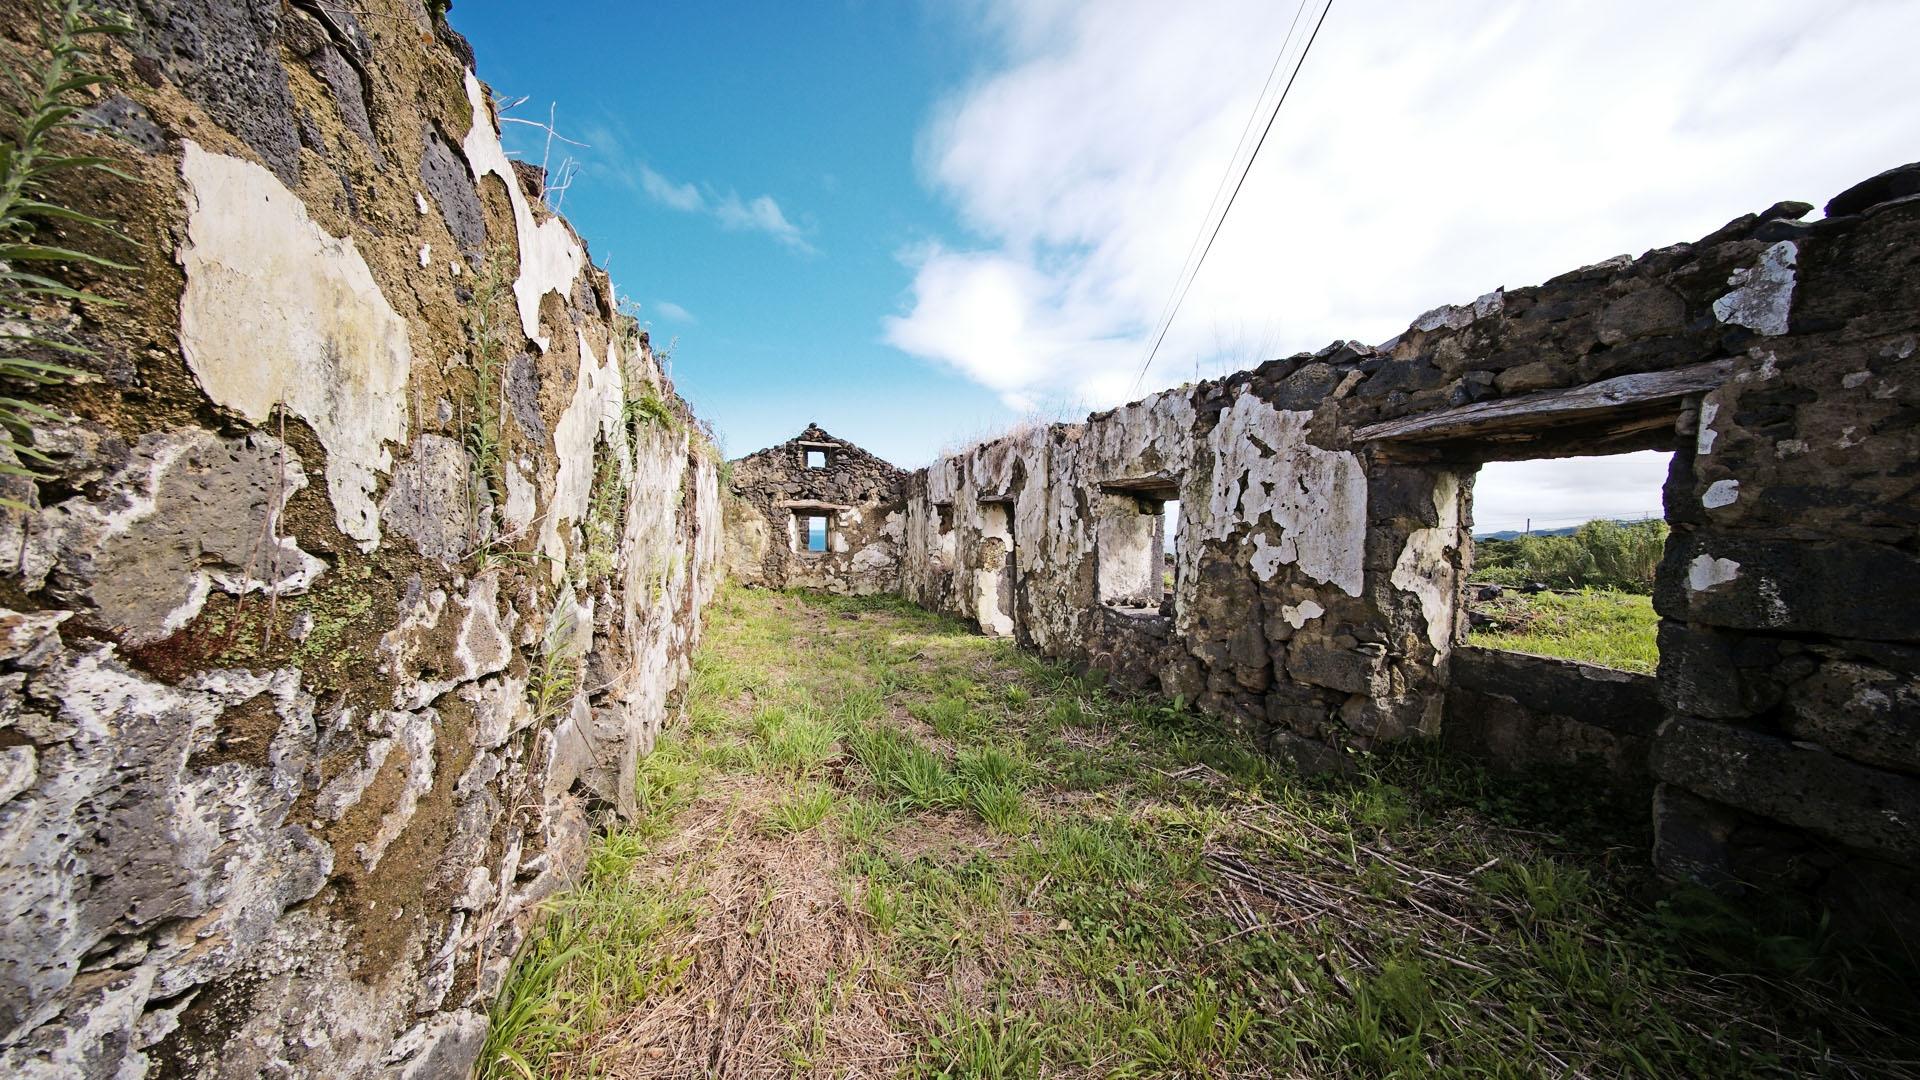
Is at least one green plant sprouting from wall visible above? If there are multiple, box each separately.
[529,597,583,727]
[580,433,625,583]
[0,0,132,504]
[463,244,515,562]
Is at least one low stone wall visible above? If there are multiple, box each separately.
[895,161,1920,942]
[0,4,721,1077]
[725,424,906,595]
[1443,646,1659,793]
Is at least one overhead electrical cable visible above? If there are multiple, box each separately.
[1132,0,1336,392]
[1136,0,1312,379]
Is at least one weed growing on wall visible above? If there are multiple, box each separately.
[580,434,624,583]
[463,245,514,557]
[0,0,131,504]
[528,598,582,726]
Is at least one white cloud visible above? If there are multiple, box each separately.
[636,162,703,212]
[652,299,696,323]
[1473,453,1671,536]
[581,125,812,252]
[891,0,1920,412]
[714,192,814,252]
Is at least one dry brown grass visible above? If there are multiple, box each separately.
[581,772,906,1078]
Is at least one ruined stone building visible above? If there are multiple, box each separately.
[0,0,1916,1075]
[723,424,907,595]
[732,165,1920,955]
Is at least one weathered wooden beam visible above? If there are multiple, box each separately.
[1097,475,1181,500]
[1352,359,1732,446]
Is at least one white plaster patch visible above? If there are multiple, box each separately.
[177,142,411,550]
[1390,472,1463,654]
[414,192,430,215]
[1250,533,1287,581]
[356,709,436,871]
[1696,399,1719,455]
[503,457,536,537]
[1843,370,1872,389]
[538,330,628,581]
[1205,395,1365,597]
[1281,600,1325,629]
[461,70,587,352]
[0,745,36,805]
[1687,555,1741,592]
[417,244,431,268]
[382,572,514,710]
[1701,479,1740,509]
[1711,241,1796,336]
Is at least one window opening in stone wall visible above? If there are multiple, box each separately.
[1160,499,1181,609]
[975,500,1016,636]
[805,449,827,469]
[796,512,831,553]
[1466,450,1672,675]
[1095,480,1177,614]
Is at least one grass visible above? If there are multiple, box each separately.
[1468,587,1660,673]
[484,584,1915,1079]
[478,736,702,1079]
[766,783,835,834]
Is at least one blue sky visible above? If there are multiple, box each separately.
[453,1,1920,527]
[453,1,1011,466]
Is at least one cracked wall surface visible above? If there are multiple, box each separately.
[0,5,721,1078]
[888,161,1920,946]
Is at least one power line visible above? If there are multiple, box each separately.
[1138,0,1311,384]
[1133,0,1335,393]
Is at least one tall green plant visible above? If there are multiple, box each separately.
[464,245,514,557]
[0,0,132,499]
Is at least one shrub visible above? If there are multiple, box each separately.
[1473,519,1666,594]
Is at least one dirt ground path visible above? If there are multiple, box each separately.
[481,588,1917,1080]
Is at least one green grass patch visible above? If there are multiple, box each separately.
[765,783,835,835]
[491,583,1913,1080]
[1469,588,1659,673]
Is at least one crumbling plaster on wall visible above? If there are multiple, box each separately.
[460,70,586,353]
[0,9,723,1077]
[177,141,412,551]
[1390,470,1463,656]
[24,428,325,646]
[537,328,631,582]
[1204,396,1366,597]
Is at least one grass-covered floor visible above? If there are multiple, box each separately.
[1467,589,1660,674]
[482,587,1912,1078]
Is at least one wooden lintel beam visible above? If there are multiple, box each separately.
[1352,359,1732,446]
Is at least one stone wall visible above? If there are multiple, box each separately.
[0,4,722,1077]
[897,162,1920,942]
[725,424,907,595]
[1443,647,1660,794]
